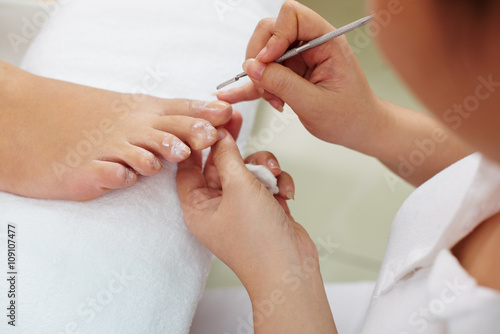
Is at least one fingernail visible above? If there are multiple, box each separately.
[171,139,191,159]
[243,59,266,80]
[256,46,268,61]
[267,158,281,171]
[218,128,228,140]
[269,99,284,112]
[285,192,295,200]
[254,82,265,95]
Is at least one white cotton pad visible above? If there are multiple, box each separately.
[246,164,280,195]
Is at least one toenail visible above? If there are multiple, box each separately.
[192,120,218,142]
[205,100,230,111]
[192,100,230,112]
[162,135,172,148]
[151,156,161,170]
[125,169,135,184]
[171,139,191,159]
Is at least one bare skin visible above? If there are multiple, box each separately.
[370,0,500,291]
[452,212,500,291]
[0,61,232,201]
[217,1,473,187]
[175,0,500,332]
[177,122,337,334]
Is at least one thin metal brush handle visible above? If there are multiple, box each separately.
[217,15,373,90]
[275,15,373,63]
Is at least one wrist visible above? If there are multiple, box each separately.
[0,61,9,96]
[0,61,24,103]
[243,258,336,333]
[349,95,395,158]
[235,233,323,298]
[245,260,324,303]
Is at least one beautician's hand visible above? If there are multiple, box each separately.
[217,0,380,149]
[218,1,472,187]
[176,126,337,333]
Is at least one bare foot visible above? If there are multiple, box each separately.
[0,61,233,200]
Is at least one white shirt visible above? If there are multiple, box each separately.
[361,153,500,333]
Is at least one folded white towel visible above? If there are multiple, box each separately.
[0,0,284,333]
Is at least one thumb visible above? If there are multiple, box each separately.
[243,58,316,112]
[211,129,254,191]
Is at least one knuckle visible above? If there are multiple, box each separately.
[282,0,295,8]
[255,18,275,34]
[281,1,298,15]
[255,18,268,31]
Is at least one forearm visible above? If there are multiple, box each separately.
[355,98,473,186]
[0,61,16,101]
[243,259,337,334]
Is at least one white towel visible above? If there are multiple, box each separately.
[0,0,284,333]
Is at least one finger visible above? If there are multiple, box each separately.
[244,17,283,108]
[217,82,261,104]
[256,1,334,63]
[218,81,285,112]
[223,109,243,140]
[176,149,206,205]
[211,129,254,191]
[243,59,316,113]
[276,171,295,200]
[275,196,291,215]
[204,110,243,189]
[159,99,233,125]
[151,115,219,151]
[246,18,276,60]
[244,151,281,176]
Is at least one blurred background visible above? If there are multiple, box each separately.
[0,0,421,288]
